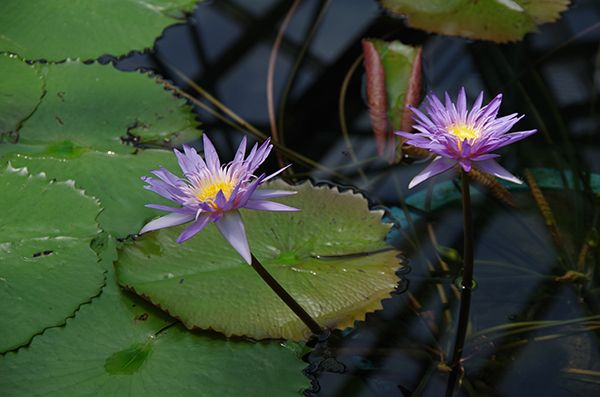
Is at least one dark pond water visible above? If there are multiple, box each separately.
[109,0,600,395]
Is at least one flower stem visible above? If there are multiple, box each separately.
[250,253,323,336]
[445,170,474,397]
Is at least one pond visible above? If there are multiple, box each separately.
[0,0,599,396]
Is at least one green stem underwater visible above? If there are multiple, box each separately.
[250,254,323,336]
[446,170,475,397]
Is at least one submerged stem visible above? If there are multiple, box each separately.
[445,170,475,397]
[250,254,323,336]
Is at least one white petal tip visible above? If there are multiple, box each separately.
[408,179,420,189]
[510,178,524,185]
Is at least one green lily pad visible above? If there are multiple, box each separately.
[116,181,402,341]
[0,238,309,397]
[0,54,44,140]
[12,60,200,152]
[380,0,570,43]
[7,148,180,238]
[0,165,104,352]
[0,0,197,61]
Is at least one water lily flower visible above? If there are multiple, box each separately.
[140,135,298,264]
[395,88,536,188]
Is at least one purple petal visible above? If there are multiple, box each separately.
[459,158,472,172]
[473,130,534,155]
[491,129,537,150]
[250,189,297,200]
[244,199,299,212]
[427,143,454,157]
[183,145,207,173]
[483,114,523,137]
[246,142,259,165]
[234,175,265,206]
[174,146,204,178]
[468,92,484,124]
[457,87,467,120]
[426,95,452,126]
[176,215,211,243]
[203,134,221,171]
[233,136,248,163]
[412,125,435,135]
[174,148,191,175]
[461,140,472,158]
[263,164,291,182]
[246,139,273,174]
[214,189,228,209]
[151,166,183,186]
[401,133,437,148]
[444,92,453,111]
[140,212,195,234]
[445,92,459,121]
[215,210,251,264]
[476,93,503,124]
[224,182,243,211]
[408,157,456,189]
[426,94,445,113]
[199,201,217,213]
[145,204,192,214]
[394,130,414,139]
[409,106,437,130]
[474,159,522,184]
[469,153,500,161]
[142,177,185,203]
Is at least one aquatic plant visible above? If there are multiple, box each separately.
[140,134,323,335]
[397,87,537,396]
[395,87,537,188]
[2,1,595,396]
[140,134,296,262]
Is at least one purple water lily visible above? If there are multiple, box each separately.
[140,135,298,264]
[395,88,537,188]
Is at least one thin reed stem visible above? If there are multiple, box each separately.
[445,170,474,397]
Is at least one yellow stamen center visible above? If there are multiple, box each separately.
[448,124,479,141]
[195,179,235,205]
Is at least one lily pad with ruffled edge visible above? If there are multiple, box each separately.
[0,165,104,352]
[0,238,309,397]
[380,0,570,43]
[6,148,181,238]
[116,180,403,341]
[0,0,197,61]
[3,59,200,153]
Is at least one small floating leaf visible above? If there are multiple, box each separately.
[0,241,309,396]
[0,165,104,352]
[380,0,571,43]
[104,341,154,375]
[0,0,197,61]
[116,181,403,341]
